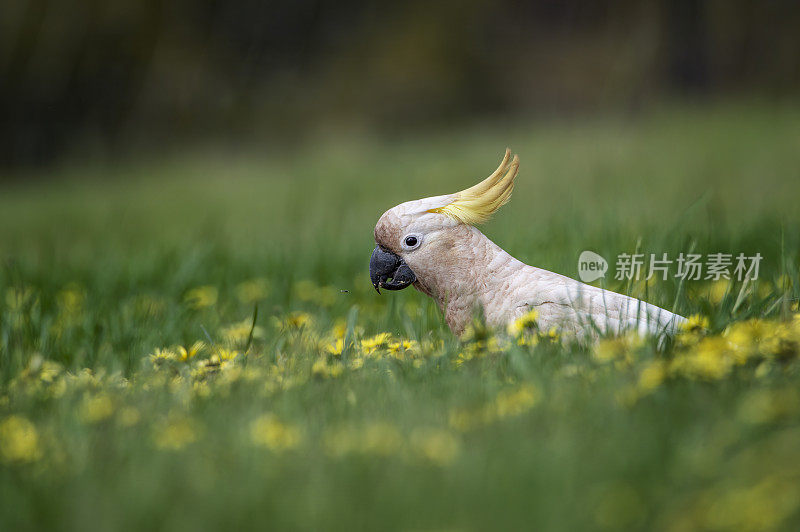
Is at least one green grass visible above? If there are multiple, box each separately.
[1,101,800,531]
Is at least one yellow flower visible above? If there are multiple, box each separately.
[723,318,800,363]
[325,338,345,355]
[149,347,178,367]
[450,384,539,431]
[360,332,392,355]
[507,309,539,336]
[540,326,560,343]
[295,280,337,307]
[707,279,731,304]
[312,357,344,378]
[0,416,42,463]
[19,355,63,384]
[593,332,643,366]
[177,341,206,362]
[410,428,460,466]
[702,477,800,531]
[250,414,302,451]
[637,360,666,393]
[495,384,539,418]
[275,311,313,330]
[235,278,270,304]
[216,348,240,361]
[183,286,218,309]
[324,423,403,457]
[220,320,264,344]
[294,280,317,301]
[671,336,733,380]
[57,283,86,315]
[682,314,710,333]
[153,417,198,450]
[677,314,710,346]
[5,286,37,329]
[80,393,115,424]
[330,319,348,339]
[5,286,36,311]
[117,407,141,427]
[387,339,419,359]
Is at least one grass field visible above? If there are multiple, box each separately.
[1,102,800,531]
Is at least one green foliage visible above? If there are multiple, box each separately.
[1,103,800,531]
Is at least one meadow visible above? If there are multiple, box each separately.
[1,101,800,531]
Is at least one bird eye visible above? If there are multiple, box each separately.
[402,234,421,250]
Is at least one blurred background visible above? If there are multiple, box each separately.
[2,0,799,171]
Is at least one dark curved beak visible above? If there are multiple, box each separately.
[369,245,416,294]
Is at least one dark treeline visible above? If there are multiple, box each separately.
[1,0,799,169]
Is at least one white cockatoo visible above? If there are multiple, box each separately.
[369,149,686,339]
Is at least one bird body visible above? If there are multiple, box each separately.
[370,150,685,340]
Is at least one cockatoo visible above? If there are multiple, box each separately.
[369,149,686,339]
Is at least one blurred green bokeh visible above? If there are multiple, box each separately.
[2,0,800,167]
[2,3,800,530]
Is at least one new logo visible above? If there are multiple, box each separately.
[578,250,608,283]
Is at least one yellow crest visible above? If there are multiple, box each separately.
[428,148,519,225]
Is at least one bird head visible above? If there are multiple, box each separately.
[370,149,519,295]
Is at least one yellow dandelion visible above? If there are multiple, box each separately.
[220,320,264,344]
[294,280,317,302]
[671,336,733,380]
[495,384,539,418]
[235,278,270,304]
[0,416,41,463]
[177,341,206,362]
[330,319,348,339]
[117,407,141,427]
[317,286,338,307]
[5,285,36,311]
[387,339,419,359]
[5,286,37,329]
[410,428,461,466]
[325,338,346,356]
[677,314,710,346]
[450,384,539,431]
[153,417,198,451]
[80,393,115,424]
[507,309,539,336]
[703,477,800,531]
[149,347,178,367]
[707,279,731,304]
[593,332,642,366]
[312,357,344,378]
[681,314,710,333]
[324,423,403,457]
[360,332,392,355]
[250,414,302,451]
[183,285,218,309]
[57,283,86,315]
[637,360,666,393]
[275,311,313,330]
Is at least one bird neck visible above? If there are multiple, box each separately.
[418,225,522,335]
